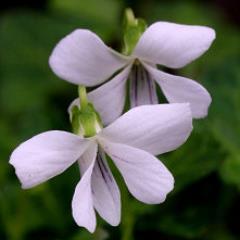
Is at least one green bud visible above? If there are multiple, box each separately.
[71,86,103,138]
[122,8,147,55]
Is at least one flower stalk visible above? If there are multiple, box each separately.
[78,85,88,110]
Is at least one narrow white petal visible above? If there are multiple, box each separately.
[49,29,130,86]
[146,65,212,118]
[91,149,121,226]
[134,22,215,68]
[78,143,121,227]
[99,104,192,156]
[99,140,174,204]
[9,131,91,189]
[89,66,130,125]
[129,63,158,108]
[72,143,97,233]
[68,66,131,125]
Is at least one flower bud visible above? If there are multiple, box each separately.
[122,8,147,55]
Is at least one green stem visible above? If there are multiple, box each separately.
[78,85,88,110]
[122,211,135,240]
[93,227,108,240]
[121,184,135,240]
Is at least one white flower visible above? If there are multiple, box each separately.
[49,22,215,120]
[10,103,192,232]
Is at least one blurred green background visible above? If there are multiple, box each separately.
[0,0,240,239]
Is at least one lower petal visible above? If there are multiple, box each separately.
[91,148,121,226]
[99,139,174,204]
[72,143,97,233]
[129,63,158,108]
[145,64,211,118]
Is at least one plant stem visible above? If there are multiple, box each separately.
[121,185,135,240]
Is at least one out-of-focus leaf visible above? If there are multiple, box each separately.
[162,125,226,193]
[205,226,236,240]
[49,0,123,40]
[200,58,240,188]
[220,155,240,188]
[0,11,75,116]
[0,184,46,240]
[203,58,240,154]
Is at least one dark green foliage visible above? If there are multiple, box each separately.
[0,0,240,239]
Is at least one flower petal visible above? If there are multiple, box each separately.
[99,104,192,156]
[49,29,130,86]
[129,63,158,108]
[9,131,91,189]
[99,140,174,204]
[91,149,121,226]
[68,66,131,125]
[146,65,212,118]
[134,22,215,68]
[72,143,97,233]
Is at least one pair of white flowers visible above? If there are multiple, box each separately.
[10,19,215,232]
